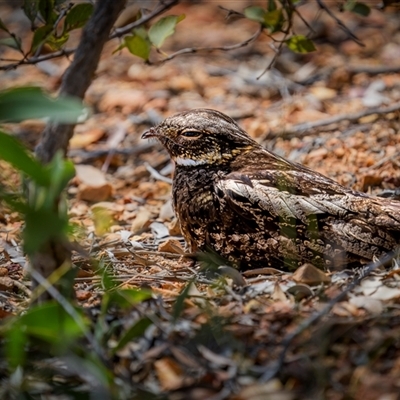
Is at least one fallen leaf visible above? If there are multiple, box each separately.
[154,357,186,391]
[158,239,184,254]
[70,128,104,149]
[292,263,331,285]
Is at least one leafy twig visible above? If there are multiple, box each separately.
[0,0,179,71]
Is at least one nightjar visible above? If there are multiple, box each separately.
[142,109,400,271]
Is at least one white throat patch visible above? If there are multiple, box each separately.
[174,157,208,167]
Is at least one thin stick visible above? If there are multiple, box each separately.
[151,26,263,64]
[267,101,400,139]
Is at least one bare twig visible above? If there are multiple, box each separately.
[260,250,398,382]
[267,101,400,139]
[316,0,364,46]
[347,64,400,75]
[150,26,263,64]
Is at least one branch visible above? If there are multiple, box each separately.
[316,0,364,46]
[267,101,400,139]
[260,250,398,382]
[150,26,263,64]
[35,0,128,163]
[111,0,178,38]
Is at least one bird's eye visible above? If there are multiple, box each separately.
[181,131,201,139]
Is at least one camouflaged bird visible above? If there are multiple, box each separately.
[142,109,400,271]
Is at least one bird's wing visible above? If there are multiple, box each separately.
[215,169,352,224]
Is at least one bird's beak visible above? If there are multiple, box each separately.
[141,127,159,139]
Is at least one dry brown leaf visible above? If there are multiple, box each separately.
[154,357,185,391]
[158,239,184,254]
[70,128,104,149]
[292,263,331,285]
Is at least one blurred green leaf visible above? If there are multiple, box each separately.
[106,288,152,309]
[124,34,151,60]
[23,0,40,24]
[39,0,56,24]
[46,32,69,50]
[148,14,185,48]
[23,209,68,254]
[345,1,371,16]
[47,153,75,197]
[5,328,27,369]
[16,301,87,342]
[0,87,86,123]
[0,130,49,186]
[113,318,153,353]
[30,24,53,53]
[286,35,316,53]
[264,9,283,32]
[173,281,192,322]
[0,37,21,50]
[268,0,277,11]
[0,18,11,33]
[244,6,266,24]
[64,3,94,32]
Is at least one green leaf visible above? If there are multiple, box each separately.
[264,9,283,32]
[23,209,68,253]
[268,0,277,11]
[0,37,21,50]
[148,14,185,48]
[244,6,266,24]
[45,32,69,50]
[64,3,94,32]
[17,301,87,343]
[172,281,193,322]
[106,288,152,309]
[349,2,371,16]
[286,35,316,53]
[39,0,56,24]
[6,328,27,369]
[30,24,53,53]
[23,0,40,24]
[0,130,49,186]
[0,18,11,33]
[113,318,153,353]
[0,87,86,123]
[124,34,151,60]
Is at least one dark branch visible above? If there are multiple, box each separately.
[316,0,364,46]
[35,0,127,163]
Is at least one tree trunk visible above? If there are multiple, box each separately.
[32,0,127,302]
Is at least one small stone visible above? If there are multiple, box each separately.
[0,277,14,291]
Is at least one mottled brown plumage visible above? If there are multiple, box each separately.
[142,109,400,271]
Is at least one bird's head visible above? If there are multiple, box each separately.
[141,109,258,167]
